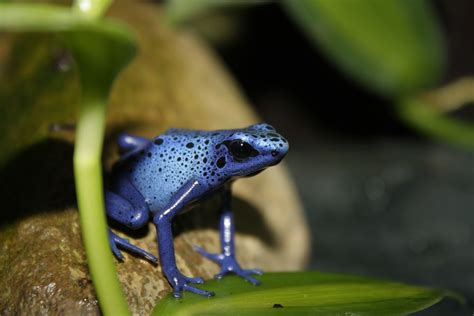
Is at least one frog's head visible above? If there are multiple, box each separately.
[215,123,289,179]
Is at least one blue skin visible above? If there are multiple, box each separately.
[106,123,289,298]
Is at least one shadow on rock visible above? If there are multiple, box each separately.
[173,195,277,248]
[0,139,76,225]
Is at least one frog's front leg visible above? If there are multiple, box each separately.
[153,180,214,298]
[194,185,263,285]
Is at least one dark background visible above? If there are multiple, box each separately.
[207,1,474,315]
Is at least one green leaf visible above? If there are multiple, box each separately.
[153,271,459,315]
[165,0,271,25]
[397,97,474,150]
[283,0,446,97]
[0,33,80,169]
[0,3,135,167]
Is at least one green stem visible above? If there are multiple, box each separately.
[70,1,131,314]
[73,96,130,315]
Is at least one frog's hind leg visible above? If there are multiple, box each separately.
[105,190,158,263]
[117,133,150,154]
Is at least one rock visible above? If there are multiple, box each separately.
[0,0,309,314]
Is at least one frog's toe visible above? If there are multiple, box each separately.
[243,275,261,286]
[238,270,262,286]
[183,284,215,297]
[167,271,214,298]
[109,230,158,263]
[193,245,224,263]
[214,268,260,285]
[184,276,204,284]
[109,238,125,261]
[244,268,263,276]
[215,268,261,285]
[214,271,225,280]
[215,257,263,285]
[139,250,159,263]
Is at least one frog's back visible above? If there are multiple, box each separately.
[118,128,223,212]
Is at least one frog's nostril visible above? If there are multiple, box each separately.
[271,150,279,157]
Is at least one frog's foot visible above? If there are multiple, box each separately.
[108,230,158,263]
[193,245,263,285]
[165,269,214,298]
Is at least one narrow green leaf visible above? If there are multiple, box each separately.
[0,4,132,40]
[397,97,474,150]
[283,0,445,97]
[153,271,459,315]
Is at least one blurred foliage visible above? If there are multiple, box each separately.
[0,34,79,169]
[395,77,474,150]
[398,97,474,150]
[154,271,459,315]
[165,0,270,25]
[73,0,113,19]
[283,0,445,98]
[0,3,134,166]
[282,0,474,151]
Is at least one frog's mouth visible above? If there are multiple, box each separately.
[269,157,284,166]
[244,169,265,177]
[241,156,284,177]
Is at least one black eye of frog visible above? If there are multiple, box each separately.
[226,140,259,160]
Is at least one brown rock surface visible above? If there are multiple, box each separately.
[0,0,310,314]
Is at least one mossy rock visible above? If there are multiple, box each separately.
[0,1,310,314]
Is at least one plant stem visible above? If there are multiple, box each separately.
[419,77,474,112]
[74,96,130,315]
[71,1,131,315]
[397,97,474,150]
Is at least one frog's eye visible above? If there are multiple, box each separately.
[227,140,259,160]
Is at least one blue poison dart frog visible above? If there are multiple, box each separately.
[106,123,289,298]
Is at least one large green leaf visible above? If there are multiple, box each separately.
[153,271,459,315]
[0,33,79,169]
[284,0,445,98]
[0,3,135,167]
